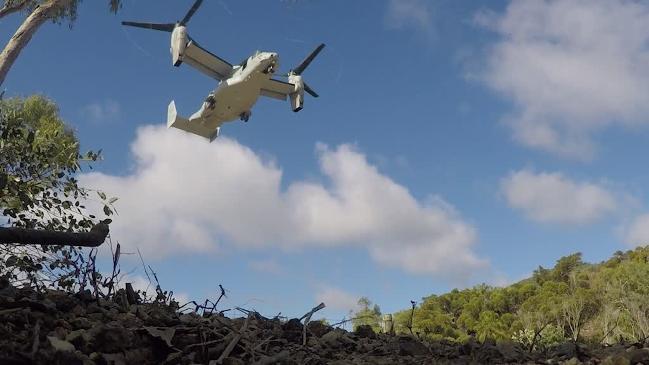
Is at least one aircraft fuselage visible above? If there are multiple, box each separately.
[188,51,278,129]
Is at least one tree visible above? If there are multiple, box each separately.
[611,261,649,342]
[517,281,567,351]
[474,310,508,342]
[413,296,456,340]
[0,0,122,86]
[352,297,382,332]
[562,287,597,342]
[0,95,114,289]
[552,253,584,283]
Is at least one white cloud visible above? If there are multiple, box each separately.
[622,214,649,247]
[79,99,120,123]
[385,0,433,33]
[479,0,649,159]
[79,125,486,277]
[501,169,617,224]
[315,286,360,313]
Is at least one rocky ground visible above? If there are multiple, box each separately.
[0,280,648,364]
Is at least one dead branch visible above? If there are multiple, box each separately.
[0,223,109,247]
[300,302,325,346]
[215,313,251,364]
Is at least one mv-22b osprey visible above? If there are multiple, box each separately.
[122,0,325,141]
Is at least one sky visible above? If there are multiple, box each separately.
[3,0,649,323]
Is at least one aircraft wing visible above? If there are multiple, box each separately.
[183,40,233,81]
[260,78,295,100]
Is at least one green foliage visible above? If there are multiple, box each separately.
[512,324,566,351]
[0,95,114,290]
[389,246,649,348]
[352,297,382,333]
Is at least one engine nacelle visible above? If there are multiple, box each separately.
[170,25,188,67]
[289,74,304,112]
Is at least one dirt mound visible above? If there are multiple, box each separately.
[0,281,647,364]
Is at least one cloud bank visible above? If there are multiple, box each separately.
[479,0,649,159]
[80,125,486,277]
[501,169,617,225]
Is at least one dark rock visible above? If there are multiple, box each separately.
[88,323,132,353]
[549,342,578,361]
[66,329,91,352]
[308,320,331,337]
[222,357,246,365]
[625,347,649,363]
[396,335,429,356]
[354,325,376,339]
[497,341,529,363]
[48,291,78,312]
[282,318,303,343]
[321,329,357,349]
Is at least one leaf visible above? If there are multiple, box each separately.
[108,197,119,204]
[97,191,107,200]
[103,205,112,216]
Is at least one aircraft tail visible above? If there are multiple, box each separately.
[167,100,220,142]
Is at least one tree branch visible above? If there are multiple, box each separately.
[0,0,31,19]
[0,223,109,247]
[0,0,72,86]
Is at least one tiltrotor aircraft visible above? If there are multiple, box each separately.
[122,0,325,141]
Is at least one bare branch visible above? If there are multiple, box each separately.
[0,223,109,247]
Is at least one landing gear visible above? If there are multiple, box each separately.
[263,64,275,74]
[240,111,251,122]
[205,94,216,109]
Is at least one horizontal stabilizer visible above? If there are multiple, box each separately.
[167,101,220,142]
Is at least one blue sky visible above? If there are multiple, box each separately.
[4,0,649,322]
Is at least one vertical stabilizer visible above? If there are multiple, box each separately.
[167,100,180,128]
[167,100,220,141]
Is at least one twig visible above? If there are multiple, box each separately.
[208,284,227,315]
[136,248,152,295]
[30,319,41,356]
[182,335,226,352]
[300,302,326,346]
[215,313,251,364]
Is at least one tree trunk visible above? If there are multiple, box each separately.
[0,223,109,247]
[0,0,71,87]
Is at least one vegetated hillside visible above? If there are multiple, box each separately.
[357,246,649,350]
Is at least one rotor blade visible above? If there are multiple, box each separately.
[304,82,319,98]
[121,21,175,32]
[293,43,325,75]
[181,0,204,25]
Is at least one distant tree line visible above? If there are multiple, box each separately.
[353,247,649,350]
